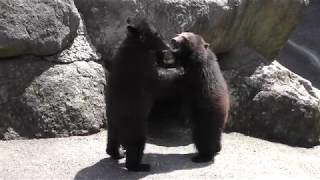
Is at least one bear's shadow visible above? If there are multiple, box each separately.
[147,119,192,147]
[75,122,208,180]
[74,153,210,180]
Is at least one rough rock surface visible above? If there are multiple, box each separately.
[223,52,320,147]
[279,0,320,89]
[0,0,80,57]
[0,0,315,146]
[0,131,319,179]
[45,15,101,63]
[0,13,106,139]
[0,57,106,139]
[73,0,318,147]
[75,0,307,61]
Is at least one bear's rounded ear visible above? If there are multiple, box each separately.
[204,43,210,49]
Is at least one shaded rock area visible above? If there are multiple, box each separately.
[279,0,320,89]
[72,0,319,148]
[221,47,320,147]
[0,0,80,57]
[223,0,320,147]
[75,0,307,62]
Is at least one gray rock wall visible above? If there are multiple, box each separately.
[0,0,80,57]
[75,0,307,60]
[0,1,106,139]
[1,0,318,148]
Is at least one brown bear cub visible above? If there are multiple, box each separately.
[170,32,230,163]
[106,17,177,172]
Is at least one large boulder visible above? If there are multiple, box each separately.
[74,0,307,61]
[0,55,106,139]
[279,0,320,89]
[0,0,80,58]
[222,47,320,147]
[0,58,106,139]
[0,13,106,139]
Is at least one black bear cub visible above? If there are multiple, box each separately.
[170,32,230,163]
[106,17,172,172]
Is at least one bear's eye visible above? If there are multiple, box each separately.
[154,32,161,38]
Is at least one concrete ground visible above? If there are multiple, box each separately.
[0,129,319,180]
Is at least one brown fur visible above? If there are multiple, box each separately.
[171,32,229,162]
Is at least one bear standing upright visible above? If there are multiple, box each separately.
[170,32,230,163]
[106,17,171,172]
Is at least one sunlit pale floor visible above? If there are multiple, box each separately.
[0,129,319,180]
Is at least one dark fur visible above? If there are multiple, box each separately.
[171,32,229,162]
[106,18,183,172]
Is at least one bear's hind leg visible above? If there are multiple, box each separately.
[191,129,222,163]
[122,120,150,172]
[106,122,124,160]
[191,110,223,163]
[191,129,215,163]
[125,143,150,172]
[120,93,152,171]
